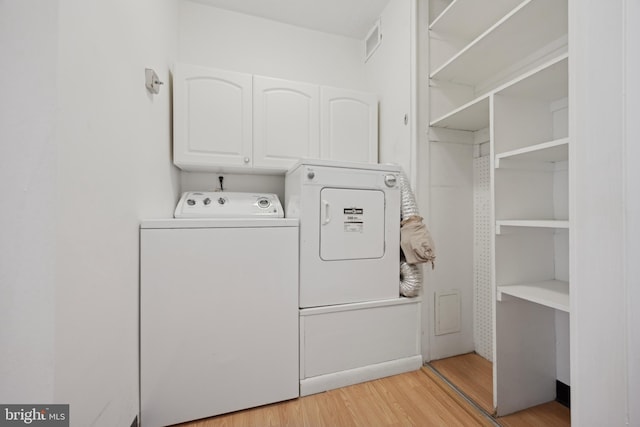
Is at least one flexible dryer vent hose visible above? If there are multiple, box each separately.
[399,171,420,220]
[400,260,423,298]
[397,170,435,297]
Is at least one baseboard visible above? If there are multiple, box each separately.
[556,380,570,408]
[299,355,423,397]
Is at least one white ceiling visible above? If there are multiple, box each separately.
[188,0,391,39]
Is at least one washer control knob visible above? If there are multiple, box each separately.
[384,174,398,188]
[307,170,315,180]
[257,197,271,209]
[203,197,211,205]
[186,199,196,206]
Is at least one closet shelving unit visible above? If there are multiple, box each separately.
[493,53,569,319]
[428,0,569,418]
[430,0,566,87]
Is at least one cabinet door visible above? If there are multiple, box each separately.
[253,76,320,170]
[173,64,253,171]
[320,87,378,163]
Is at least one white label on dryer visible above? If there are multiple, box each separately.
[343,208,364,233]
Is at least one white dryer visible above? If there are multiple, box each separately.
[285,160,401,308]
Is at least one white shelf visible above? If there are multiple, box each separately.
[430,55,568,133]
[497,280,569,312]
[429,94,489,131]
[496,219,569,234]
[429,0,523,41]
[496,54,568,101]
[495,137,568,168]
[430,0,568,86]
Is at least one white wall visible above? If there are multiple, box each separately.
[364,0,413,178]
[427,132,476,360]
[0,0,58,403]
[54,0,179,425]
[178,1,366,90]
[1,2,179,423]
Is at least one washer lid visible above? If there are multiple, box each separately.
[174,192,284,218]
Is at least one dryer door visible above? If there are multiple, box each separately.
[320,188,385,261]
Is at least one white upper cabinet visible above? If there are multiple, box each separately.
[173,64,253,171]
[253,76,320,170]
[173,64,379,173]
[321,87,378,164]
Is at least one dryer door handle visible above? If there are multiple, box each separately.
[321,200,331,225]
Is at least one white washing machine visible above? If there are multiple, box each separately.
[285,160,401,308]
[140,193,299,427]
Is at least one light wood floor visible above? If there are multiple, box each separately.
[176,354,571,427]
[497,401,570,427]
[429,352,570,427]
[177,368,496,427]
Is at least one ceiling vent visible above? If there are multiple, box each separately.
[365,19,382,62]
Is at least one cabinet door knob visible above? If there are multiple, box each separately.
[243,157,250,164]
